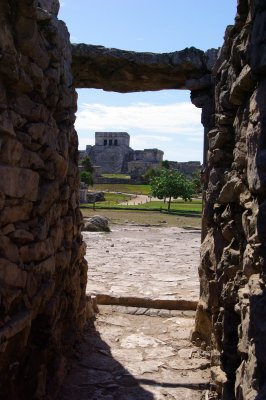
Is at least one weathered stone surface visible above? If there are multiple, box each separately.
[0,202,33,225]
[0,258,27,288]
[0,166,39,201]
[72,44,217,92]
[0,1,87,398]
[85,225,200,310]
[86,191,105,203]
[59,305,210,400]
[195,1,266,398]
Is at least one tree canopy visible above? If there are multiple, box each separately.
[80,171,93,186]
[150,169,193,211]
[191,170,203,196]
[81,156,94,173]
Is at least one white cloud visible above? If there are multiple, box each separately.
[75,101,204,161]
[78,136,94,149]
[75,102,202,136]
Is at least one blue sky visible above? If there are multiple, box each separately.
[59,1,237,162]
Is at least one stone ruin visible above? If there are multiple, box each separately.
[80,131,164,176]
[0,0,266,398]
[80,131,200,178]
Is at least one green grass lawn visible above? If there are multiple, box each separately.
[93,183,151,195]
[81,198,202,215]
[136,200,202,212]
[81,208,202,229]
[101,174,131,179]
[102,192,132,205]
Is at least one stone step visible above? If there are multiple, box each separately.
[59,305,210,400]
[95,293,198,310]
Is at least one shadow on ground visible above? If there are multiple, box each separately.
[58,306,210,400]
[58,319,155,400]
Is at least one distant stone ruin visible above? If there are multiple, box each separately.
[80,132,200,178]
[79,131,164,176]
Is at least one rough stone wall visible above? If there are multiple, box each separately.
[194,1,266,398]
[81,133,166,175]
[0,1,87,399]
[95,131,130,147]
[134,149,164,163]
[168,161,202,178]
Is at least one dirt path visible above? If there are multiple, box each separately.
[119,193,151,205]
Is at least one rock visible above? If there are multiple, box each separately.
[229,65,255,105]
[82,215,110,232]
[19,238,54,262]
[37,181,59,215]
[0,258,27,288]
[0,203,33,225]
[86,191,105,203]
[0,166,39,201]
[218,176,245,203]
[72,44,214,92]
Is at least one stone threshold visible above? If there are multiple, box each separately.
[95,293,198,311]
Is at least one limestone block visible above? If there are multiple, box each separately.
[229,66,255,105]
[9,229,34,244]
[0,138,24,165]
[0,166,39,201]
[13,95,47,122]
[33,256,56,277]
[0,111,16,136]
[1,224,15,235]
[20,238,54,263]
[218,176,245,203]
[0,310,32,345]
[72,44,213,92]
[0,236,19,263]
[21,149,45,170]
[27,122,46,142]
[37,181,59,215]
[0,258,27,288]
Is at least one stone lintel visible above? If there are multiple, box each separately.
[71,44,217,92]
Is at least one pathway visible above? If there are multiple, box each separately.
[84,225,200,310]
[59,306,210,400]
[59,224,210,400]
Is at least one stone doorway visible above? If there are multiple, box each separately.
[59,48,213,397]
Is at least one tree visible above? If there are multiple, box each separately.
[150,169,193,211]
[143,161,170,182]
[143,166,161,181]
[191,170,203,196]
[80,171,93,186]
[160,160,170,169]
[81,156,94,174]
